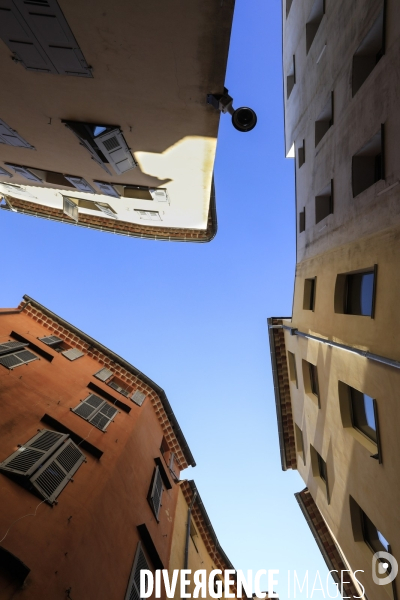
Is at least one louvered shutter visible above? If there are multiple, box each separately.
[0,166,12,177]
[108,380,129,396]
[149,188,169,203]
[72,394,117,431]
[39,335,62,347]
[62,348,84,361]
[63,196,78,222]
[12,0,92,77]
[150,466,163,519]
[94,129,137,175]
[94,367,113,382]
[95,203,118,219]
[94,181,119,198]
[131,391,146,407]
[64,175,95,193]
[0,119,33,148]
[5,164,42,181]
[30,438,85,504]
[135,210,161,222]
[125,542,151,600]
[0,349,38,369]
[0,429,67,476]
[72,394,104,421]
[0,0,55,72]
[89,402,118,431]
[0,340,28,355]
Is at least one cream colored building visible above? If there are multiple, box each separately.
[270,0,400,598]
[0,0,237,241]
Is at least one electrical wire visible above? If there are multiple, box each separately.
[0,499,46,544]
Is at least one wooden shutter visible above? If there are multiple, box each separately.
[125,542,151,600]
[0,119,33,148]
[72,394,118,431]
[0,429,67,476]
[30,438,85,504]
[149,466,163,519]
[64,175,95,193]
[94,367,113,382]
[4,164,42,181]
[63,196,79,222]
[39,335,62,347]
[94,181,120,198]
[62,348,84,361]
[0,349,38,369]
[94,129,137,175]
[0,166,12,177]
[95,203,118,219]
[0,340,28,355]
[131,391,146,407]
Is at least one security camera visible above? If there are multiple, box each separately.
[207,88,257,133]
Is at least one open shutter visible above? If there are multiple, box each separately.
[0,166,12,177]
[0,429,67,476]
[0,349,38,369]
[94,367,113,382]
[89,402,118,431]
[4,164,42,181]
[0,340,28,355]
[30,438,85,504]
[64,175,95,193]
[39,335,62,347]
[94,129,137,175]
[125,542,151,600]
[63,196,79,222]
[62,348,84,361]
[0,119,33,148]
[95,203,118,219]
[72,394,104,421]
[108,380,129,397]
[150,466,163,519]
[131,391,146,407]
[12,0,92,77]
[149,188,169,203]
[94,181,120,198]
[0,0,55,72]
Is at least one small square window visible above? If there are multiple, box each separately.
[352,7,385,96]
[346,271,375,316]
[315,93,333,147]
[306,0,325,54]
[299,207,306,233]
[362,511,390,555]
[135,209,161,222]
[352,127,384,197]
[315,181,333,224]
[303,278,316,311]
[350,389,377,443]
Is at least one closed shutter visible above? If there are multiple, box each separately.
[149,188,169,203]
[4,164,41,181]
[149,466,163,519]
[30,438,85,504]
[131,391,146,407]
[94,129,137,175]
[63,196,78,222]
[10,0,92,77]
[64,175,95,193]
[95,203,118,219]
[0,349,38,369]
[0,119,33,148]
[0,166,12,177]
[0,0,55,72]
[0,340,28,355]
[72,394,118,431]
[94,181,119,198]
[39,335,62,347]
[94,367,113,382]
[62,348,84,361]
[0,429,67,476]
[135,210,161,222]
[73,394,104,420]
[125,542,151,600]
[90,402,118,431]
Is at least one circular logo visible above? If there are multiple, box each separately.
[372,552,398,586]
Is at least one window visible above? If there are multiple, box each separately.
[299,207,306,233]
[0,0,92,76]
[0,429,85,504]
[315,93,333,147]
[0,119,33,148]
[4,164,42,181]
[39,336,84,360]
[317,453,328,483]
[94,368,146,405]
[302,360,320,406]
[287,55,296,99]
[350,389,377,443]
[352,127,384,196]
[306,0,325,53]
[94,181,120,198]
[149,188,169,203]
[108,379,130,397]
[286,0,294,17]
[131,390,146,406]
[352,7,385,96]
[0,165,12,178]
[303,278,316,310]
[294,423,305,464]
[124,542,151,600]
[148,466,163,520]
[362,512,390,554]
[63,176,95,194]
[334,267,376,317]
[298,140,305,168]
[309,363,319,398]
[63,196,78,222]
[94,367,114,382]
[135,210,162,222]
[63,121,137,175]
[72,394,118,431]
[310,445,329,501]
[0,340,38,369]
[287,351,298,387]
[63,196,118,221]
[315,181,333,224]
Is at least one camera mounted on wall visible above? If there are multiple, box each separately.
[207,88,257,133]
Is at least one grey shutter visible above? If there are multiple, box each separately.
[108,380,129,396]
[150,466,163,519]
[63,176,95,193]
[62,348,84,361]
[0,119,33,148]
[94,181,120,198]
[63,196,78,222]
[0,429,67,476]
[0,166,12,177]
[0,0,55,72]
[95,203,118,219]
[89,402,118,431]
[0,349,38,369]
[94,129,137,175]
[72,394,104,421]
[149,188,169,203]
[12,0,92,77]
[72,394,117,431]
[4,164,42,181]
[94,367,113,382]
[131,391,146,407]
[39,335,62,347]
[125,542,151,600]
[0,340,28,355]
[30,439,85,504]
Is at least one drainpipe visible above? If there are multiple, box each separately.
[0,299,32,316]
[183,491,197,570]
[269,323,400,371]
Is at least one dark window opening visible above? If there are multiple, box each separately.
[286,0,294,17]
[309,363,319,398]
[352,7,385,96]
[306,0,325,53]
[352,127,384,196]
[345,271,375,316]
[299,207,306,233]
[350,388,377,443]
[362,511,390,555]
[315,181,333,224]
[295,423,305,464]
[317,453,327,483]
[298,140,305,168]
[315,93,333,147]
[148,466,163,520]
[303,278,316,310]
[287,55,296,99]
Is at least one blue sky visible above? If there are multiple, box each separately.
[0,1,333,597]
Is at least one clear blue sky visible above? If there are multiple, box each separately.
[0,1,333,597]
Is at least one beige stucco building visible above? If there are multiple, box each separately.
[269,0,400,598]
[0,0,238,241]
